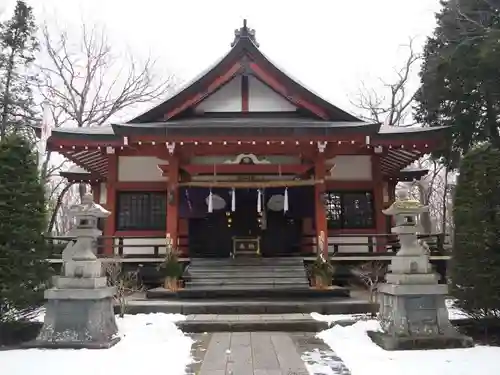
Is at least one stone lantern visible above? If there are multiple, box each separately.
[369,189,472,350]
[30,193,120,349]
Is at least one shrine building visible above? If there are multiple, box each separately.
[48,21,448,258]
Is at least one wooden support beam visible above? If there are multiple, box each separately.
[178,179,323,188]
[103,153,117,255]
[166,157,179,252]
[371,155,386,252]
[314,155,328,258]
[167,163,314,176]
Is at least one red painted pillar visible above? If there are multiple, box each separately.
[166,157,180,253]
[314,155,328,258]
[371,155,386,252]
[387,180,397,232]
[103,152,117,255]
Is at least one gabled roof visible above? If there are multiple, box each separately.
[129,20,363,124]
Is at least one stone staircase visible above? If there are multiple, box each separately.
[184,257,310,290]
[146,256,352,300]
[145,257,363,332]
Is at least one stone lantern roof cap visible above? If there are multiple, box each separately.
[382,189,428,216]
[69,193,110,219]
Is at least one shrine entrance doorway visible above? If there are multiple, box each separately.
[187,187,304,258]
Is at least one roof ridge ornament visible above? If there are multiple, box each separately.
[231,19,259,48]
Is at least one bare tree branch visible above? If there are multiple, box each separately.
[351,38,420,126]
[37,20,176,233]
[103,259,143,317]
[351,261,387,302]
[38,22,175,129]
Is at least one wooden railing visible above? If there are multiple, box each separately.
[45,235,189,261]
[45,232,451,261]
[300,233,451,257]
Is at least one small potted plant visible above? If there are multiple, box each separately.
[158,234,183,291]
[311,254,334,289]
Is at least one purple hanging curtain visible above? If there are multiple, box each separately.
[178,186,314,219]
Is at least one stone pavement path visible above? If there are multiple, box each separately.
[291,333,351,375]
[185,331,351,375]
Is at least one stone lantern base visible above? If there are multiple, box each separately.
[25,287,120,349]
[369,283,473,350]
[23,193,120,349]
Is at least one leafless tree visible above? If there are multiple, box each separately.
[352,38,420,126]
[102,258,143,318]
[39,22,174,129]
[453,0,500,34]
[408,159,446,233]
[351,38,454,234]
[37,21,175,232]
[351,261,387,302]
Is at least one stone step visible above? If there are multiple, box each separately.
[187,266,305,273]
[185,284,310,290]
[188,267,307,272]
[176,313,330,333]
[146,286,350,299]
[185,281,309,290]
[187,278,309,285]
[124,297,376,315]
[185,284,311,290]
[190,258,304,266]
[185,272,307,279]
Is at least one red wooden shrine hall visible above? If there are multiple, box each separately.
[42,20,449,258]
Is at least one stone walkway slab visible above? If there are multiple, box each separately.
[178,313,329,333]
[291,332,351,375]
[187,331,352,375]
[196,332,310,375]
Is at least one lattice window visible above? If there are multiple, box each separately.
[324,191,374,229]
[324,192,342,229]
[116,192,166,231]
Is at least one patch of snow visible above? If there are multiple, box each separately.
[446,299,469,320]
[302,348,350,375]
[311,299,470,325]
[310,312,371,325]
[318,319,500,375]
[0,313,193,375]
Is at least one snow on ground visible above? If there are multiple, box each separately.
[318,320,500,375]
[302,348,351,375]
[445,299,469,320]
[311,312,371,324]
[311,299,470,325]
[0,313,193,375]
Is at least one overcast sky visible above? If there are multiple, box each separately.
[4,0,442,120]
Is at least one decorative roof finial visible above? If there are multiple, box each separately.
[231,19,259,48]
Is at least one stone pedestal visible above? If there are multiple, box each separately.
[369,189,473,350]
[26,193,120,349]
[371,284,472,350]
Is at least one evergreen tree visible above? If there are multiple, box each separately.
[415,0,500,167]
[451,144,500,319]
[0,133,52,322]
[0,0,39,139]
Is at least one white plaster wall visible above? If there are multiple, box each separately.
[248,76,297,112]
[312,235,376,253]
[114,237,167,256]
[99,182,107,204]
[118,156,167,182]
[327,155,372,181]
[189,155,233,164]
[196,77,242,112]
[329,236,370,253]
